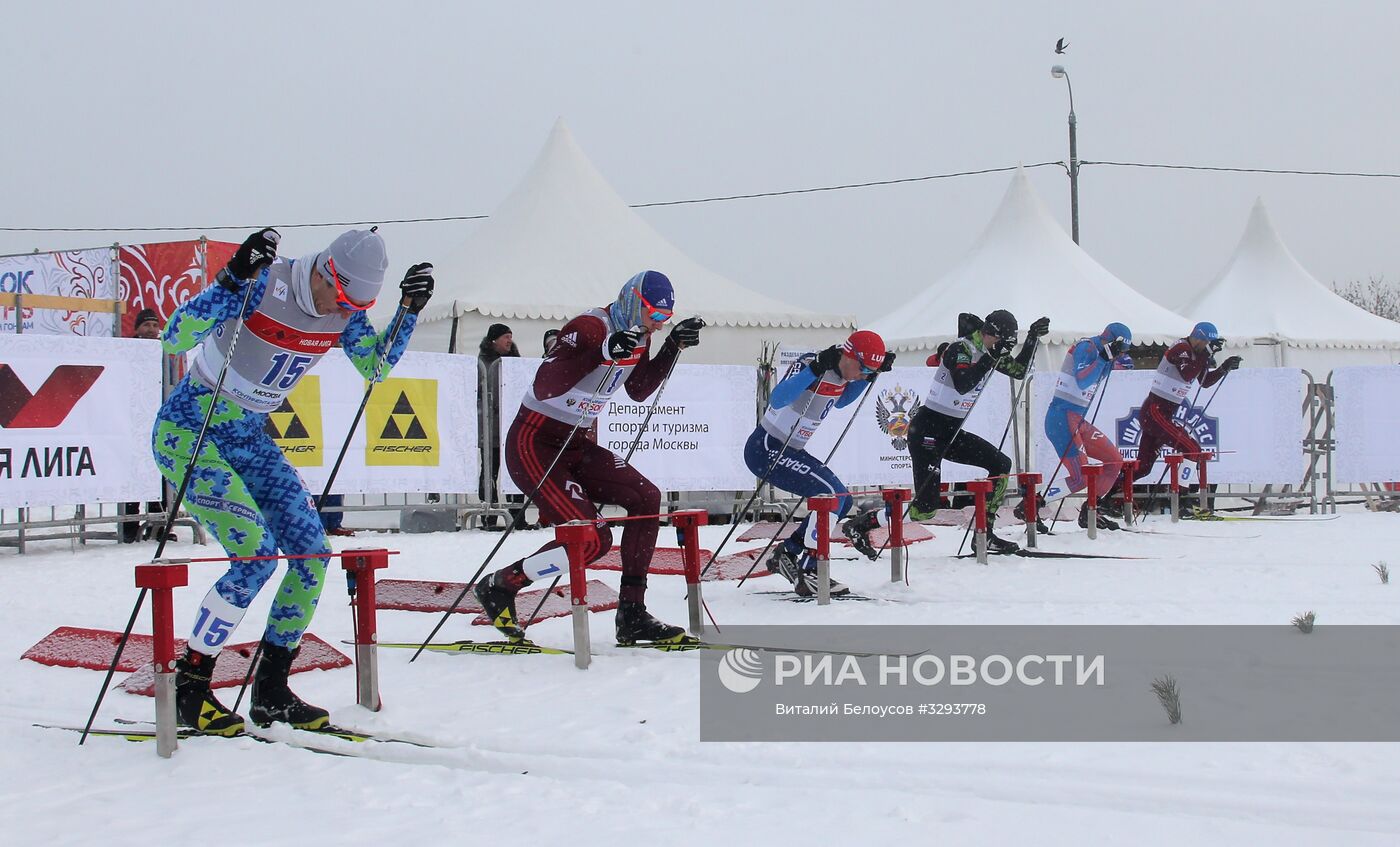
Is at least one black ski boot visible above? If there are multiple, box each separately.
[615,601,686,646]
[1013,494,1051,535]
[841,510,881,561]
[797,556,851,597]
[984,517,1021,556]
[249,640,330,730]
[175,648,245,736]
[1078,502,1120,531]
[473,569,528,642]
[766,544,805,588]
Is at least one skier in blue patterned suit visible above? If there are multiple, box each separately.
[154,227,434,736]
[745,330,893,596]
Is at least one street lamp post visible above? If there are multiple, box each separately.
[1051,64,1079,244]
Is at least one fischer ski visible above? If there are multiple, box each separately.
[956,549,1152,560]
[354,639,573,655]
[37,721,434,751]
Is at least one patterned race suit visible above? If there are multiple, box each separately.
[153,257,412,654]
[1129,338,1229,483]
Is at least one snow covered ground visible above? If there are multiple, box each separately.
[3,508,1398,845]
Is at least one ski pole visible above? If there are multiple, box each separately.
[732,374,880,587]
[80,268,267,745]
[232,304,413,714]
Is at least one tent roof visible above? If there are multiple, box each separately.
[421,120,852,330]
[868,168,1191,350]
[1181,199,1400,349]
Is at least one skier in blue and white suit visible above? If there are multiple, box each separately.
[743,330,891,596]
[1041,322,1132,530]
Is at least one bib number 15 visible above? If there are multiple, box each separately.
[260,352,314,389]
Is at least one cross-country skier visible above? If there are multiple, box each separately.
[155,228,434,735]
[1113,321,1240,497]
[473,271,705,646]
[1042,322,1133,531]
[898,310,1048,554]
[744,331,893,596]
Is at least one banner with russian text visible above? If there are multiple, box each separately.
[496,358,754,493]
[0,334,162,507]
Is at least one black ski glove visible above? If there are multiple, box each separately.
[868,350,896,380]
[1028,316,1051,339]
[398,263,434,314]
[670,316,705,349]
[1221,355,1242,371]
[990,336,1016,358]
[808,345,843,378]
[1209,338,1226,354]
[219,227,280,291]
[607,328,646,360]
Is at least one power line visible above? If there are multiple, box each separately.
[1084,160,1400,179]
[4,158,1399,235]
[0,162,1064,234]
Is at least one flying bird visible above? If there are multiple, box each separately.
[1055,37,1069,54]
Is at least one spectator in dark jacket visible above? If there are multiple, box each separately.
[478,324,527,529]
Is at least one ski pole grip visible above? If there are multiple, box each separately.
[807,495,838,561]
[966,479,994,532]
[881,488,911,549]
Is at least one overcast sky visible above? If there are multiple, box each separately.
[6,1,1398,323]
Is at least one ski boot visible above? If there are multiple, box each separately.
[795,554,850,597]
[473,569,528,642]
[1013,494,1051,535]
[1078,502,1120,531]
[174,648,245,736]
[984,517,1021,556]
[766,544,806,588]
[841,510,881,560]
[249,640,330,730]
[615,601,688,646]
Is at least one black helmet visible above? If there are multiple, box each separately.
[982,309,1019,341]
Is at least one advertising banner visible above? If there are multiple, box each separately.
[264,351,477,495]
[1332,366,1400,484]
[118,240,238,337]
[0,248,118,336]
[496,357,754,494]
[1031,368,1305,491]
[0,334,162,507]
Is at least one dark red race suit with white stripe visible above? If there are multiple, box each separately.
[503,307,679,604]
[1130,338,1230,482]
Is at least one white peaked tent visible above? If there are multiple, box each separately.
[1181,199,1400,371]
[410,120,853,364]
[868,168,1192,365]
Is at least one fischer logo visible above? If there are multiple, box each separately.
[0,364,104,428]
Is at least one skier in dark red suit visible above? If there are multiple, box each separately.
[474,271,705,647]
[1122,321,1241,487]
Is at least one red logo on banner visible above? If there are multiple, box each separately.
[0,364,105,428]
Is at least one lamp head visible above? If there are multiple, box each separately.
[1051,65,1066,78]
